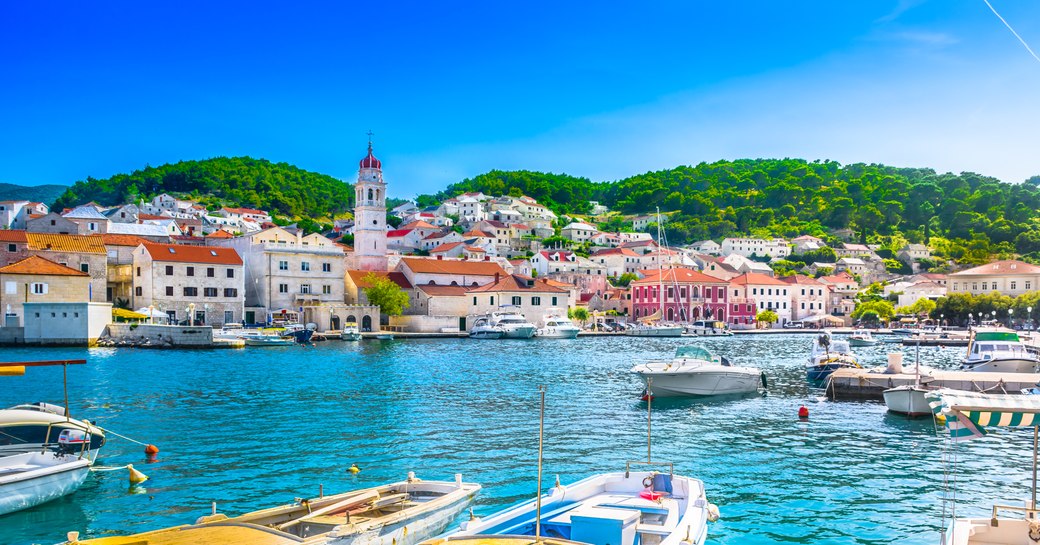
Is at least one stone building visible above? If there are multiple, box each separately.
[0,256,92,326]
[132,242,245,326]
[353,141,389,271]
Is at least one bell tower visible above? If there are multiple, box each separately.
[353,136,388,271]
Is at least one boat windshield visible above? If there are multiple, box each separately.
[830,340,852,353]
[676,346,714,360]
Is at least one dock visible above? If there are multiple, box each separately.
[827,368,1040,401]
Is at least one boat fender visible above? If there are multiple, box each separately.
[761,373,768,389]
[707,503,721,522]
[128,464,149,485]
[1029,519,1040,541]
[798,406,809,419]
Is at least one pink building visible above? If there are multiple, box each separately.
[630,268,731,322]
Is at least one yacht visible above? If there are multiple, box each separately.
[684,320,732,337]
[469,316,504,339]
[847,330,878,347]
[536,309,581,339]
[487,306,537,339]
[341,322,362,341]
[0,402,105,456]
[961,328,1040,373]
[806,330,860,383]
[1,433,96,516]
[631,346,765,397]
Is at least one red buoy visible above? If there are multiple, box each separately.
[798,406,809,419]
[144,444,159,455]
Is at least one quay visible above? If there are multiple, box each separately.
[827,367,1040,401]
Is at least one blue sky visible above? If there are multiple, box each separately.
[2,1,1039,198]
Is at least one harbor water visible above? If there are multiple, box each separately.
[1,335,1036,545]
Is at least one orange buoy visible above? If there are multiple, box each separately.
[144,444,159,455]
[798,406,809,419]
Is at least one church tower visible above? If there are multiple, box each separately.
[353,138,389,271]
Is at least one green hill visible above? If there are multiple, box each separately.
[0,183,68,205]
[52,157,353,220]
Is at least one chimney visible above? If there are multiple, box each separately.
[495,272,500,283]
[484,256,490,261]
[437,254,443,260]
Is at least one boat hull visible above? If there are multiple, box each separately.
[882,385,931,416]
[470,330,504,339]
[326,484,479,545]
[501,326,536,339]
[0,452,91,516]
[535,327,580,339]
[961,357,1038,373]
[341,332,362,341]
[243,337,295,346]
[806,360,858,383]
[848,338,878,347]
[633,368,763,397]
[0,408,105,457]
[626,326,684,337]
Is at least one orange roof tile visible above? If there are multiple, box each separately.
[430,242,464,253]
[140,242,242,265]
[632,267,725,285]
[346,270,413,289]
[0,230,28,243]
[729,272,788,286]
[416,284,470,296]
[98,233,148,247]
[206,230,234,238]
[0,255,89,276]
[951,260,1040,276]
[467,274,568,293]
[25,233,106,254]
[779,274,824,286]
[399,257,506,276]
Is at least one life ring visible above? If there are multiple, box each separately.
[642,475,654,488]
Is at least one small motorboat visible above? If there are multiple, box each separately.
[883,343,933,417]
[624,322,685,337]
[242,335,295,347]
[806,330,860,383]
[283,323,316,344]
[0,439,94,516]
[65,474,482,545]
[470,316,504,339]
[961,328,1040,373]
[341,322,363,341]
[631,346,765,397]
[0,402,105,457]
[847,330,879,347]
[373,332,395,340]
[535,309,581,339]
[684,320,733,337]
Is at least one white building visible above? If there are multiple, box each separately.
[730,272,792,327]
[353,141,389,271]
[720,237,791,259]
[132,242,245,326]
[561,222,600,243]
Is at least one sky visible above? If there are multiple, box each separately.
[2,1,1039,198]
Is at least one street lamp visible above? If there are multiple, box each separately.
[940,313,945,328]
[188,302,196,326]
[1009,308,1014,328]
[968,312,974,327]
[1029,306,1034,330]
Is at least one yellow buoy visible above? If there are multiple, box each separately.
[128,464,149,485]
[349,463,361,474]
[935,414,946,425]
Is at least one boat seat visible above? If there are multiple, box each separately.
[496,502,581,534]
[635,525,672,536]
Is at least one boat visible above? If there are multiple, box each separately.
[625,322,685,337]
[928,389,1040,544]
[487,306,537,339]
[470,316,504,339]
[960,328,1040,373]
[0,359,100,516]
[341,322,363,341]
[806,330,860,383]
[373,332,395,340]
[283,323,316,344]
[535,309,581,339]
[242,335,296,347]
[883,342,931,417]
[65,473,482,545]
[630,346,765,397]
[0,402,105,457]
[847,330,878,347]
[684,320,732,337]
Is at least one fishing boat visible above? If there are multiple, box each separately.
[684,320,732,337]
[928,389,1040,544]
[883,342,931,417]
[0,402,105,456]
[284,324,316,344]
[631,346,765,397]
[373,332,395,340]
[961,328,1040,373]
[470,316,504,339]
[535,309,581,339]
[242,335,296,347]
[847,330,878,347]
[65,473,481,545]
[341,322,363,341]
[487,306,537,339]
[806,330,860,383]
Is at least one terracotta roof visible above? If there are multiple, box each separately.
[387,229,413,238]
[632,268,724,285]
[98,233,148,247]
[137,213,168,220]
[140,242,243,265]
[729,272,788,286]
[463,230,494,238]
[818,272,858,284]
[951,260,1040,276]
[399,257,506,276]
[400,220,437,230]
[347,270,412,289]
[0,255,89,277]
[780,274,824,286]
[26,233,106,254]
[0,230,28,243]
[222,207,267,215]
[620,240,658,248]
[206,230,234,238]
[467,274,568,293]
[480,220,509,229]
[430,242,464,253]
[591,248,639,257]
[464,246,486,253]
[416,284,471,296]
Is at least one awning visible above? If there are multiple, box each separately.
[802,314,844,324]
[135,307,168,318]
[112,308,148,320]
[927,389,1040,441]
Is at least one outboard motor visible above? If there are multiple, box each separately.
[57,428,91,456]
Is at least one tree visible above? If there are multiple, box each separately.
[361,273,410,316]
[612,272,640,287]
[851,300,895,322]
[568,306,590,325]
[755,309,779,327]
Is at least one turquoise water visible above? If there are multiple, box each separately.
[0,335,1035,545]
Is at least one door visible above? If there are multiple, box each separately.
[459,317,466,331]
[245,311,255,325]
[362,315,372,331]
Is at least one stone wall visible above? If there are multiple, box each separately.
[389,314,462,333]
[105,323,214,347]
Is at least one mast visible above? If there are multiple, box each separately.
[656,207,664,320]
[535,386,546,542]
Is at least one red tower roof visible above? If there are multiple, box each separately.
[359,143,381,170]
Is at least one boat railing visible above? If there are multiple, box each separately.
[987,503,1040,524]
[624,460,674,478]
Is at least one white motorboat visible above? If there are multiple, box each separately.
[341,322,363,341]
[806,330,860,383]
[961,328,1040,373]
[929,389,1040,544]
[847,330,879,347]
[883,342,932,417]
[470,316,504,339]
[684,320,732,337]
[631,346,765,397]
[625,323,685,337]
[488,306,537,339]
[0,402,105,457]
[536,309,581,339]
[66,474,481,545]
[447,470,714,545]
[242,335,295,346]
[0,444,94,516]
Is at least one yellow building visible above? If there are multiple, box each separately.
[0,255,91,326]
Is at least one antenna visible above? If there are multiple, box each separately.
[535,385,546,542]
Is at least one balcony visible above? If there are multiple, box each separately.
[107,264,133,284]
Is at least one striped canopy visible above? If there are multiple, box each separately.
[927,389,1040,441]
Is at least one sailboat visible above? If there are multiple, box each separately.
[882,340,931,417]
[626,208,683,338]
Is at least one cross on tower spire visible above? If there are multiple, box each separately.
[366,130,374,151]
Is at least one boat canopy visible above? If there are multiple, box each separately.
[927,389,1040,441]
[675,346,715,361]
[974,331,1021,342]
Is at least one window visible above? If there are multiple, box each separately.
[490,296,495,305]
[136,266,141,277]
[183,287,198,296]
[278,283,288,293]
[80,263,89,273]
[186,266,195,277]
[472,297,477,305]
[204,287,218,297]
[302,262,311,272]
[207,267,215,277]
[1028,281,1033,290]
[551,296,558,306]
[166,286,174,296]
[226,268,234,278]
[6,243,14,252]
[224,288,238,297]
[135,286,142,296]
[300,284,311,294]
[532,297,541,306]
[278,260,288,271]
[31,282,47,294]
[322,284,332,295]
[224,310,234,323]
[165,265,174,276]
[511,296,521,305]
[322,262,332,272]
[1011,281,1017,290]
